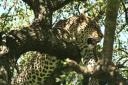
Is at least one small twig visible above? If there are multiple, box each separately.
[116,23,127,34]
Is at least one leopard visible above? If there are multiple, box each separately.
[53,14,103,61]
[12,14,103,85]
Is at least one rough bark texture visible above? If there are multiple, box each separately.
[103,0,120,60]
[1,27,80,60]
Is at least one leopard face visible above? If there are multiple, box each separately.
[54,14,103,51]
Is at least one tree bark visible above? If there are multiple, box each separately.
[0,26,80,61]
[103,0,120,60]
[103,0,121,84]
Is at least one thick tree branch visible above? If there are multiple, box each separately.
[65,58,128,85]
[0,26,80,61]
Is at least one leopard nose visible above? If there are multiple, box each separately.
[87,38,95,45]
[87,38,99,45]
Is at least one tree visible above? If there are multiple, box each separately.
[0,0,127,85]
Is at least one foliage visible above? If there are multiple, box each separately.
[57,71,83,85]
[0,0,34,31]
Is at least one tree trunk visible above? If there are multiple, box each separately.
[103,0,120,60]
[103,0,121,84]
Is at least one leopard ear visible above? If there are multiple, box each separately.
[79,13,91,23]
[79,13,86,20]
